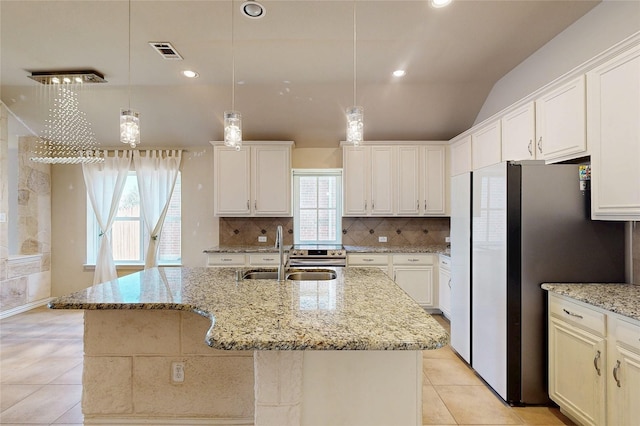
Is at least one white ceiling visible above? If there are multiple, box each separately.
[1,0,599,149]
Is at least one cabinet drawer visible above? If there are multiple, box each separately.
[248,254,280,266]
[348,254,388,266]
[439,256,451,269]
[614,317,640,352]
[207,254,246,266]
[392,254,434,265]
[549,294,606,336]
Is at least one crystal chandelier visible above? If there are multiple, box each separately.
[346,1,363,146]
[224,0,242,151]
[120,0,140,148]
[30,84,104,164]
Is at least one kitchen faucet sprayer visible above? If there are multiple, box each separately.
[275,225,285,281]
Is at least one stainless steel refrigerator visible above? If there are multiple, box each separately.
[452,161,625,405]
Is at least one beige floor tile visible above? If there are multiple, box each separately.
[422,385,456,425]
[50,363,83,385]
[1,357,82,385]
[53,401,84,424]
[512,406,575,425]
[423,345,459,359]
[423,358,483,386]
[436,385,523,425]
[0,384,43,411]
[0,384,82,423]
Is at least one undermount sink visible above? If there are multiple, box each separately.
[241,269,337,281]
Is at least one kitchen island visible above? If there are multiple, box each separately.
[50,266,448,425]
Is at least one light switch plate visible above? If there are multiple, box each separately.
[258,236,267,242]
[378,236,387,243]
[445,237,451,242]
[0,212,6,223]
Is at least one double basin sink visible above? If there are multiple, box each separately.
[241,268,337,281]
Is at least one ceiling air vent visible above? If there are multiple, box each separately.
[149,42,183,60]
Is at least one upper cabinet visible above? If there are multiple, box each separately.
[450,135,472,177]
[213,141,293,216]
[501,102,536,162]
[471,120,501,170]
[535,76,587,163]
[343,142,448,217]
[588,44,640,220]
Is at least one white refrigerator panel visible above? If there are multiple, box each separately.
[472,162,507,401]
[450,173,471,363]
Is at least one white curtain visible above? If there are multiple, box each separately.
[133,150,182,269]
[82,150,132,285]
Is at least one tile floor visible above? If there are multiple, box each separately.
[0,307,574,425]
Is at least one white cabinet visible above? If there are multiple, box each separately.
[421,146,447,215]
[607,317,640,426]
[548,295,606,426]
[438,255,451,319]
[535,76,587,163]
[344,143,448,217]
[206,253,247,267]
[213,142,293,216]
[548,292,640,426]
[392,254,436,310]
[587,44,640,220]
[471,120,501,170]
[450,135,472,177]
[347,253,390,276]
[501,102,536,161]
[343,146,393,216]
[206,252,283,267]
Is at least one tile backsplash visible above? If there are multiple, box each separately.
[219,216,450,248]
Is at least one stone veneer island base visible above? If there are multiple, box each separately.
[51,267,448,425]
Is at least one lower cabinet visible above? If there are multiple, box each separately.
[206,252,282,268]
[548,293,640,426]
[438,256,451,319]
[392,254,436,310]
[347,253,390,276]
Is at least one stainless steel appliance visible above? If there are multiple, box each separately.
[451,161,625,405]
[288,244,347,267]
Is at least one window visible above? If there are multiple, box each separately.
[293,169,342,245]
[87,172,181,265]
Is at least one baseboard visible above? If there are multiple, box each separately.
[0,298,54,319]
[83,416,254,425]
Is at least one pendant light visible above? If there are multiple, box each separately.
[346,1,363,146]
[120,0,140,148]
[224,0,242,151]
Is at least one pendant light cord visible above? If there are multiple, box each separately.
[231,0,235,110]
[353,0,357,107]
[128,0,132,110]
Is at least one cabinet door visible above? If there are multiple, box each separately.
[343,146,369,216]
[438,266,451,318]
[501,102,536,161]
[253,145,291,216]
[370,146,394,215]
[535,76,586,162]
[214,146,251,215]
[608,317,640,426]
[397,146,420,215]
[588,45,640,220]
[393,266,434,308]
[471,120,501,170]
[548,317,606,426]
[422,146,446,215]
[450,135,472,176]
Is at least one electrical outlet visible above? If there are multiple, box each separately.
[171,362,185,383]
[445,237,451,243]
[0,212,6,223]
[258,236,267,242]
[378,236,387,243]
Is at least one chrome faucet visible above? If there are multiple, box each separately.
[275,225,285,281]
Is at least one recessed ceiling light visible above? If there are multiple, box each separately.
[241,1,265,19]
[393,70,406,77]
[431,0,452,8]
[182,70,199,78]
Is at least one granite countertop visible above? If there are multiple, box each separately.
[541,283,640,322]
[344,244,451,255]
[49,267,449,351]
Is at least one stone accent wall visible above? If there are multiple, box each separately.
[0,109,52,315]
[634,223,639,285]
[83,310,254,422]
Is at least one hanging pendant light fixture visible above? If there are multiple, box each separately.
[120,0,140,148]
[224,0,242,151]
[346,1,363,146]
